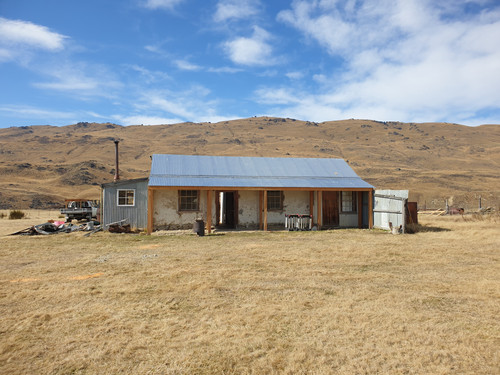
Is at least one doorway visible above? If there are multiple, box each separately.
[322,191,339,227]
[217,191,237,229]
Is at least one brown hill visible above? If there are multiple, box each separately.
[0,118,498,210]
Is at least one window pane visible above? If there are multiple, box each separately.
[267,191,283,210]
[118,190,135,206]
[341,191,356,212]
[179,190,199,211]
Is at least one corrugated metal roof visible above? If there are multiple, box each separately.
[149,154,374,189]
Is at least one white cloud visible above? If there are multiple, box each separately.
[271,0,500,124]
[0,48,14,62]
[33,62,122,97]
[132,85,221,122]
[112,115,182,125]
[0,105,76,120]
[286,71,305,80]
[207,66,243,73]
[0,17,67,63]
[174,59,202,71]
[128,65,171,83]
[214,0,260,22]
[142,0,184,10]
[145,45,162,53]
[312,74,327,83]
[0,17,67,51]
[254,88,302,105]
[224,26,274,66]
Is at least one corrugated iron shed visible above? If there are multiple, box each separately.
[149,154,374,189]
[101,177,149,229]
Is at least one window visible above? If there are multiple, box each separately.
[117,189,135,206]
[179,190,199,211]
[341,191,357,213]
[267,191,283,211]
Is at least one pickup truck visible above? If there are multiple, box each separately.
[61,199,99,222]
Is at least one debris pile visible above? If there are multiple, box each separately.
[10,220,101,236]
[8,218,134,236]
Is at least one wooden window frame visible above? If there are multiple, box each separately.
[117,189,135,207]
[341,191,357,213]
[267,190,284,211]
[178,190,200,212]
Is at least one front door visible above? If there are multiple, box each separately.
[322,191,339,227]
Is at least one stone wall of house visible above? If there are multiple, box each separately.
[237,190,259,229]
[266,190,311,229]
[153,189,214,230]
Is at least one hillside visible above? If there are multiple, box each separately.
[0,118,499,210]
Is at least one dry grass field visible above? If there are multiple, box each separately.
[1,214,499,374]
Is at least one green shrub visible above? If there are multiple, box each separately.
[9,210,26,220]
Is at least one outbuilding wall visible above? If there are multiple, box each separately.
[102,179,148,230]
[373,190,409,231]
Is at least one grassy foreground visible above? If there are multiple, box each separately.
[1,215,499,374]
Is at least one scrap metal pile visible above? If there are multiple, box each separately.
[9,220,101,236]
[9,218,132,236]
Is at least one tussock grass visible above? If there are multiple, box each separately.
[8,210,25,220]
[462,211,500,223]
[0,216,499,374]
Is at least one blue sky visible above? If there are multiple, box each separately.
[1,0,499,128]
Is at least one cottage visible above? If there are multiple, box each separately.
[146,154,374,234]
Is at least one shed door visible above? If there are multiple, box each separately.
[322,191,339,227]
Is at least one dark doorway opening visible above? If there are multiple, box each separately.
[216,191,237,229]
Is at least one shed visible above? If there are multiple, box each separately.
[101,177,148,230]
[373,190,408,233]
[147,154,374,234]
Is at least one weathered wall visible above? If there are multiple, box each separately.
[267,190,310,228]
[153,189,216,230]
[339,213,358,227]
[311,191,368,228]
[237,190,259,228]
[373,190,408,231]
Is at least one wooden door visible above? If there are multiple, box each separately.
[322,191,339,227]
